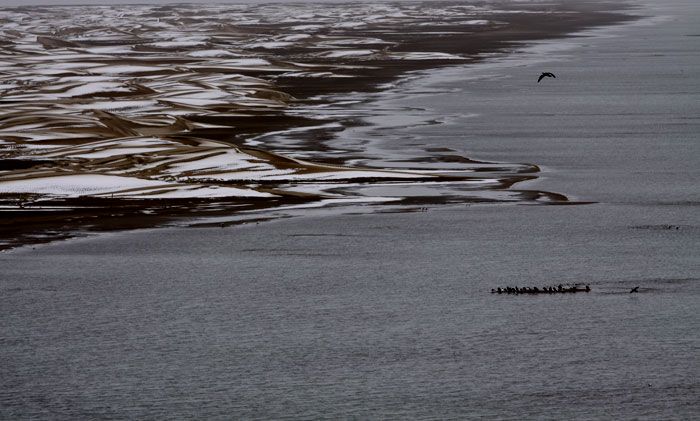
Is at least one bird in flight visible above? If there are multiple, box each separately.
[538,72,556,83]
[630,286,640,293]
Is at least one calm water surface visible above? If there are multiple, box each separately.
[2,0,700,419]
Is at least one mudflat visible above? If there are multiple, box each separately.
[0,1,635,250]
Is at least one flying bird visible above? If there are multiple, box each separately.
[630,286,640,293]
[538,72,556,83]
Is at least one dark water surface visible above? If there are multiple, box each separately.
[2,0,700,419]
[3,207,700,420]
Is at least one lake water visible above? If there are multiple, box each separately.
[2,0,699,419]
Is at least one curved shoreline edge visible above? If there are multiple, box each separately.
[0,0,639,251]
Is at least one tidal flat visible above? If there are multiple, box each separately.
[2,0,700,419]
[0,0,633,249]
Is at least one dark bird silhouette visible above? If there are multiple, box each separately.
[538,72,556,83]
[630,286,640,293]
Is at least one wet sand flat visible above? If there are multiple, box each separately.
[0,0,634,249]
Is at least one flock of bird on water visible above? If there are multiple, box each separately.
[492,284,590,295]
[492,285,642,294]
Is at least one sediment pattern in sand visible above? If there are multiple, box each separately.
[0,3,555,202]
[0,1,632,248]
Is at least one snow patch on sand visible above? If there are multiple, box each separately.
[0,174,170,197]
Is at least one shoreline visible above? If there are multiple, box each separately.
[328,0,659,204]
[0,0,639,250]
[4,1,700,417]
